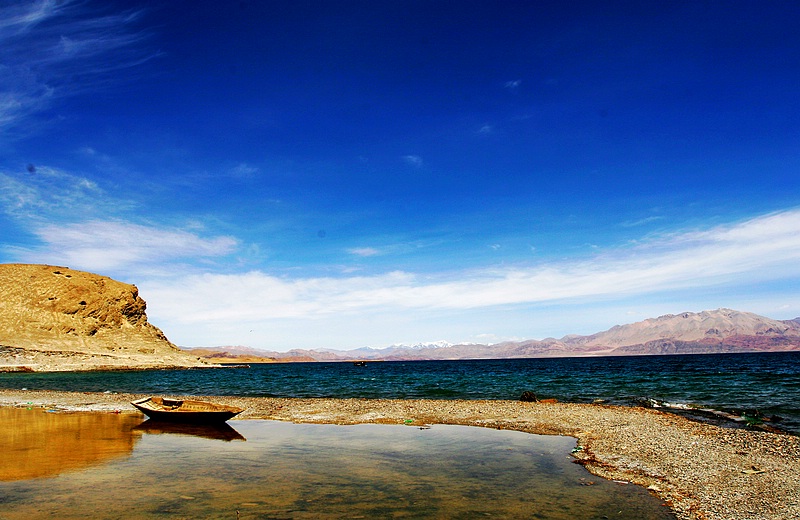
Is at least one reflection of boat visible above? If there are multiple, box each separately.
[133,420,246,441]
[131,397,243,423]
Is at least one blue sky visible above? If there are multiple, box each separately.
[1,0,799,350]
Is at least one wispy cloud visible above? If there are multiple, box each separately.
[0,0,65,35]
[348,247,381,257]
[621,215,663,227]
[0,167,114,221]
[347,240,430,259]
[0,0,152,135]
[0,166,141,225]
[229,163,260,178]
[402,155,423,167]
[0,166,238,275]
[15,220,238,274]
[143,209,800,326]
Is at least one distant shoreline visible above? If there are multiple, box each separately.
[4,348,797,373]
[1,389,798,520]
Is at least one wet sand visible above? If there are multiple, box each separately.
[2,389,798,520]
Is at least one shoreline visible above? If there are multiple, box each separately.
[2,389,798,519]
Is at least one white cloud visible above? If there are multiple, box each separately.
[0,167,122,221]
[143,209,800,331]
[229,163,259,178]
[402,155,423,167]
[348,247,381,257]
[0,165,239,276]
[0,0,151,134]
[0,1,65,35]
[16,220,238,273]
[620,215,663,227]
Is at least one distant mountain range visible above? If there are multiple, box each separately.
[182,308,800,363]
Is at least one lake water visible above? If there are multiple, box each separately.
[0,408,675,519]
[2,352,799,433]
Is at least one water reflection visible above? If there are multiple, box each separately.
[133,419,246,441]
[1,412,675,519]
[0,407,141,481]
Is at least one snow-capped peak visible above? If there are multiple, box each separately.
[388,340,452,350]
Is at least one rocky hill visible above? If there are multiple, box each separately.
[188,308,800,362]
[412,309,800,359]
[574,308,800,347]
[0,264,214,372]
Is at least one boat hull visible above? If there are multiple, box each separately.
[131,397,243,424]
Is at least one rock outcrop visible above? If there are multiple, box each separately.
[0,264,214,372]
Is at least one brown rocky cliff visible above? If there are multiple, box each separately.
[0,263,213,371]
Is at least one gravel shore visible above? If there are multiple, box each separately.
[2,389,798,520]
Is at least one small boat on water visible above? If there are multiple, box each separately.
[131,396,243,424]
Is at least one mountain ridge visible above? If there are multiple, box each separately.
[184,308,800,362]
[6,263,794,370]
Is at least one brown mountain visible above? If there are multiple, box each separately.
[416,309,800,359]
[454,309,799,359]
[0,264,215,372]
[189,308,800,362]
[574,308,800,347]
[587,309,800,355]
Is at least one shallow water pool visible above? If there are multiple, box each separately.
[0,408,674,519]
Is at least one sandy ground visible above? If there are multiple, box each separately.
[1,389,798,520]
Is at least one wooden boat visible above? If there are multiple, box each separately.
[131,397,243,423]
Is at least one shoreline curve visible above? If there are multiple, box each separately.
[1,389,797,520]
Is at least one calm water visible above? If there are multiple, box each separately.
[0,408,675,519]
[2,352,799,433]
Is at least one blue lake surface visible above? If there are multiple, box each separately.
[2,352,799,433]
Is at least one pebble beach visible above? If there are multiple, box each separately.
[1,389,798,520]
